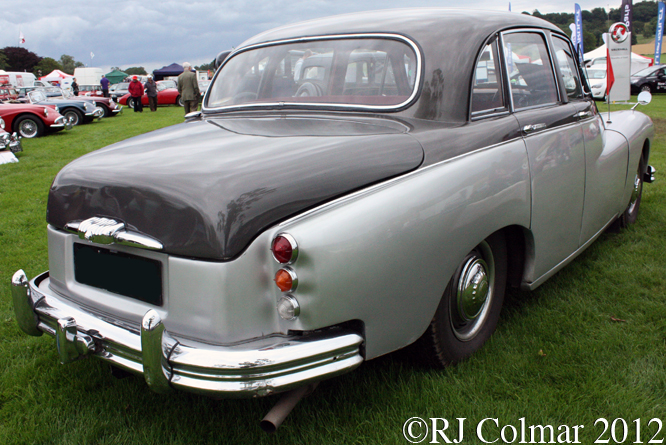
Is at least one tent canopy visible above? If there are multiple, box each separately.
[104,69,128,84]
[584,44,653,75]
[40,70,73,81]
[152,63,183,81]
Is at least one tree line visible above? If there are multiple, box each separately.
[0,47,211,77]
[528,0,663,51]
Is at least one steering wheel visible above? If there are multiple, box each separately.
[294,82,321,97]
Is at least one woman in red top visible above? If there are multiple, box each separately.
[128,76,144,112]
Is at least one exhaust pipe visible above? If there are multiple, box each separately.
[260,382,319,433]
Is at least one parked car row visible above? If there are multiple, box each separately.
[0,87,118,139]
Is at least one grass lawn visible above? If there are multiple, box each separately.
[1,100,666,444]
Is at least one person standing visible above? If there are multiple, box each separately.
[128,76,144,112]
[177,62,200,115]
[144,76,158,112]
[100,75,110,98]
[71,78,79,96]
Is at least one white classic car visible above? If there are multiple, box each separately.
[12,8,655,430]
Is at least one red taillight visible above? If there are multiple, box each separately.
[271,233,298,264]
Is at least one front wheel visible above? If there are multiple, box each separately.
[415,232,507,367]
[619,157,645,227]
[127,98,135,109]
[62,109,83,126]
[640,85,652,94]
[14,115,45,138]
[176,95,183,107]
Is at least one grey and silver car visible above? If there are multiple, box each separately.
[11,8,655,417]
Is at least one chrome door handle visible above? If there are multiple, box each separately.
[522,123,547,134]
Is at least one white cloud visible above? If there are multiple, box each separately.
[0,0,630,74]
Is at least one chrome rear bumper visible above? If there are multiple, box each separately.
[12,270,364,398]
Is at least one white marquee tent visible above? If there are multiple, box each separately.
[39,69,74,82]
[583,44,653,74]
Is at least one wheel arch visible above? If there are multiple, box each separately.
[11,112,40,132]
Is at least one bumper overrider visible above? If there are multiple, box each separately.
[12,270,364,398]
[50,116,73,131]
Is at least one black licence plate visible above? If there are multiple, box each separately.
[73,244,163,306]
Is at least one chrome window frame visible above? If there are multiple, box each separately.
[499,29,562,113]
[202,33,423,113]
[470,35,511,121]
[550,33,584,100]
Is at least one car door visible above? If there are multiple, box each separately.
[501,30,586,283]
[551,35,627,244]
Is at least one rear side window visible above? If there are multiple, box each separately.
[471,42,506,116]
[502,32,559,109]
[552,36,583,99]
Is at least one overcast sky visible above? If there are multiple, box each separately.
[1,0,631,74]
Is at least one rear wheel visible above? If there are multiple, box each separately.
[415,232,507,367]
[14,115,45,138]
[177,95,183,107]
[640,85,652,94]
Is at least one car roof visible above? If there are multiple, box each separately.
[234,8,562,122]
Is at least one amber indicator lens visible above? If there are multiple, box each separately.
[274,269,293,292]
[272,236,293,263]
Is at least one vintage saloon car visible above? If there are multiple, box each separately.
[12,10,655,403]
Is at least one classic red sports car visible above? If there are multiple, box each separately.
[118,83,183,107]
[0,102,71,138]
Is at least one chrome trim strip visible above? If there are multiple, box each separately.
[279,136,525,228]
[202,33,422,113]
[15,271,365,398]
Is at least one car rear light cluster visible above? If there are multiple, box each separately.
[271,233,301,320]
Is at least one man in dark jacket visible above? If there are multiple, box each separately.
[177,62,200,115]
[144,76,158,112]
[71,78,79,96]
[128,76,144,112]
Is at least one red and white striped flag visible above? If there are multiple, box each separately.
[19,32,25,44]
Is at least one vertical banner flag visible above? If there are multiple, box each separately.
[19,32,25,45]
[656,1,665,64]
[90,52,95,60]
[574,4,584,63]
[620,0,633,34]
[607,23,631,102]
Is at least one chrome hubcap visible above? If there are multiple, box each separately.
[457,258,489,320]
[451,241,495,341]
[19,120,37,138]
[628,172,642,214]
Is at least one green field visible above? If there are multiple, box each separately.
[1,100,665,444]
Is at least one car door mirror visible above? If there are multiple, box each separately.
[637,91,652,105]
